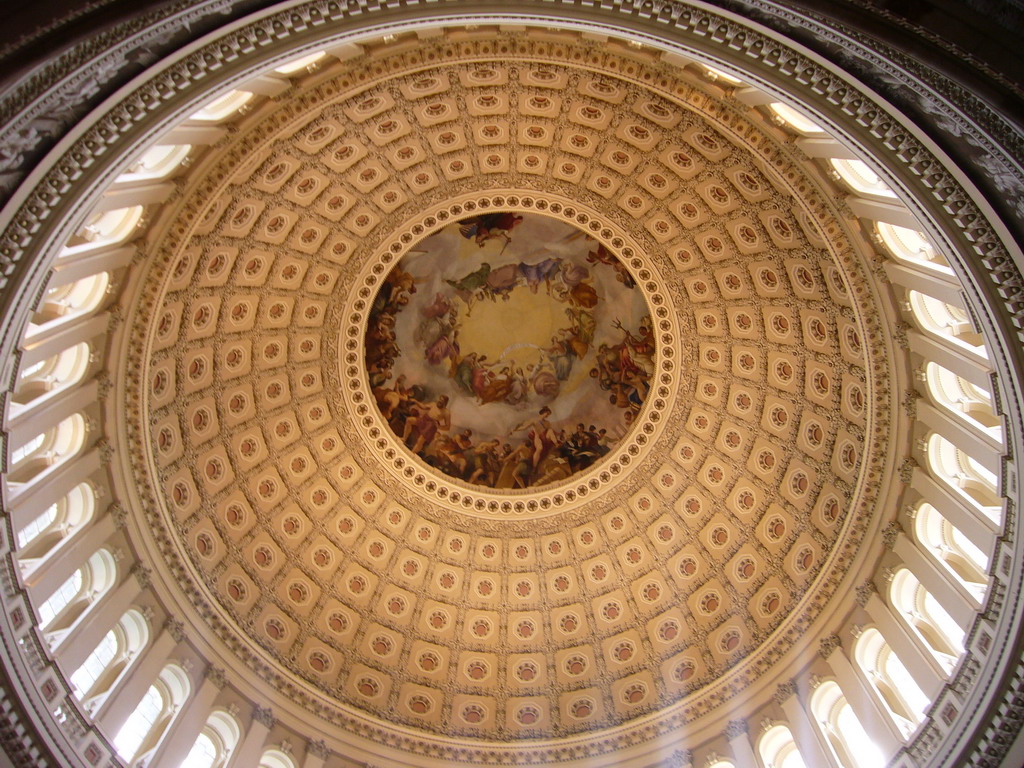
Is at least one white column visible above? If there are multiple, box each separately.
[93,182,175,213]
[5,378,98,448]
[918,401,1003,476]
[94,622,180,735]
[893,532,980,631]
[776,681,835,768]
[6,448,101,530]
[161,124,228,145]
[863,591,947,698]
[24,513,114,603]
[884,261,966,307]
[53,566,143,672]
[910,468,1000,552]
[239,73,290,97]
[908,330,991,389]
[734,86,774,106]
[322,41,363,62]
[19,313,108,367]
[146,669,223,768]
[50,244,135,287]
[299,745,327,768]
[226,707,273,768]
[847,197,920,229]
[820,637,903,756]
[724,719,757,768]
[796,136,857,159]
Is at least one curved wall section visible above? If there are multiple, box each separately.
[0,2,1021,767]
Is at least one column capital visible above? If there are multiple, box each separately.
[252,705,276,729]
[165,617,186,642]
[130,561,152,589]
[882,521,903,549]
[723,718,748,739]
[206,665,227,689]
[307,739,330,759]
[819,633,842,658]
[856,579,878,606]
[773,679,798,705]
[898,457,918,484]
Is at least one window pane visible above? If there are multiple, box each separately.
[16,504,57,548]
[38,570,82,627]
[181,732,217,768]
[70,629,117,698]
[114,685,163,759]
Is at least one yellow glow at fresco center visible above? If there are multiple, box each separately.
[455,288,561,369]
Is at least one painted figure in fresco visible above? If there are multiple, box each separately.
[364,212,650,490]
[512,406,557,478]
[374,374,411,420]
[503,367,528,406]
[564,306,596,354]
[403,394,451,454]
[518,257,562,294]
[421,291,451,319]
[458,212,524,248]
[466,437,503,486]
[549,332,577,381]
[372,265,418,316]
[434,428,474,476]
[445,262,491,314]
[529,360,560,398]
[586,241,636,288]
[557,258,590,291]
[478,366,514,405]
[498,441,535,489]
[586,317,655,420]
[483,263,520,301]
[453,352,478,394]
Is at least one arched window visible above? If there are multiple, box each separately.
[63,206,143,254]
[34,272,110,325]
[70,629,116,699]
[914,502,989,599]
[702,65,743,85]
[190,90,254,122]
[908,290,987,358]
[272,51,326,75]
[854,628,930,736]
[37,548,116,635]
[924,362,1002,442]
[758,724,808,768]
[69,608,148,706]
[13,341,92,406]
[890,568,965,672]
[927,432,1001,522]
[37,570,82,630]
[811,681,885,768]
[16,481,95,561]
[830,158,897,199]
[768,102,824,134]
[258,748,296,768]
[7,412,88,485]
[16,503,57,550]
[180,710,240,768]
[876,223,953,275]
[113,663,190,763]
[116,144,192,183]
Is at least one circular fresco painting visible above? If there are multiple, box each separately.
[366,212,653,489]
